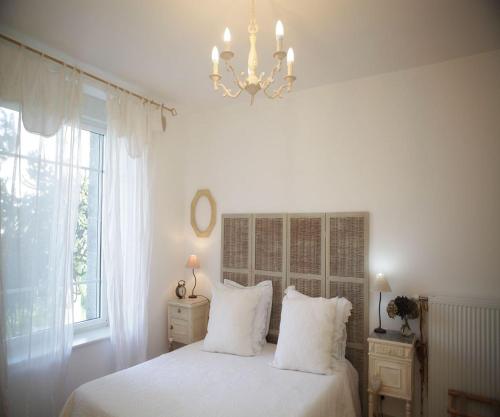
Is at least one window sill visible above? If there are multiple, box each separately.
[73,326,110,349]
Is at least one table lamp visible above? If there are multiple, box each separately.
[373,273,391,333]
[186,254,200,299]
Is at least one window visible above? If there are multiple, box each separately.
[72,128,106,330]
[0,104,106,337]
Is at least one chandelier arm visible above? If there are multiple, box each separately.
[218,81,244,99]
[270,59,283,80]
[263,82,289,99]
[260,59,283,90]
[224,61,246,90]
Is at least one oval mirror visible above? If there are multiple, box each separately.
[190,189,216,237]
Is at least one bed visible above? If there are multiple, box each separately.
[61,341,361,417]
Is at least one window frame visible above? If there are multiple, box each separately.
[73,118,108,334]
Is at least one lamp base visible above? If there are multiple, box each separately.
[374,327,387,334]
[188,295,198,299]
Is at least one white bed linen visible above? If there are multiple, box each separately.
[61,341,361,417]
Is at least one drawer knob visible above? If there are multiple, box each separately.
[178,308,181,313]
[170,325,173,330]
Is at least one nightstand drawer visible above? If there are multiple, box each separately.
[370,356,412,400]
[370,342,412,359]
[168,305,189,320]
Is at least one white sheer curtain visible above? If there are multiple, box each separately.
[0,41,82,417]
[103,91,156,370]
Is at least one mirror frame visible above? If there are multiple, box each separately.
[190,189,217,237]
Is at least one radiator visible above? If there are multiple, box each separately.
[428,296,500,417]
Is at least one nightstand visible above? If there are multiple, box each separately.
[368,330,416,417]
[167,298,209,350]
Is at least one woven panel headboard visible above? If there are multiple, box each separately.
[326,213,369,414]
[221,212,369,414]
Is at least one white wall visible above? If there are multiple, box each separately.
[65,339,114,399]
[176,50,500,415]
[148,122,187,358]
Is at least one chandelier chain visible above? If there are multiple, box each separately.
[250,0,256,24]
[248,0,258,33]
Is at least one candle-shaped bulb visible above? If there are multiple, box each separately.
[275,20,284,39]
[224,27,231,43]
[223,27,231,52]
[211,46,219,74]
[287,47,294,76]
[275,20,284,52]
[212,46,219,63]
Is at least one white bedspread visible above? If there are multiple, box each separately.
[61,342,361,417]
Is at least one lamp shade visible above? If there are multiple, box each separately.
[185,254,200,269]
[373,273,391,292]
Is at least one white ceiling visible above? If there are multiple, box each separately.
[1,0,500,110]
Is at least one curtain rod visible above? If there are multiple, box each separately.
[0,33,177,117]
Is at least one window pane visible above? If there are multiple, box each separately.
[81,130,102,171]
[0,105,19,154]
[1,155,57,292]
[72,282,100,323]
[1,148,78,334]
[72,132,102,324]
[0,104,98,171]
[5,288,30,339]
[73,168,100,285]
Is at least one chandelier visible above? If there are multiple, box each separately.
[209,0,296,104]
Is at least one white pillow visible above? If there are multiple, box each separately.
[272,297,338,374]
[334,297,352,358]
[285,286,352,360]
[203,284,262,356]
[223,279,273,351]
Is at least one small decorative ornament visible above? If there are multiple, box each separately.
[175,280,186,299]
[387,296,419,336]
